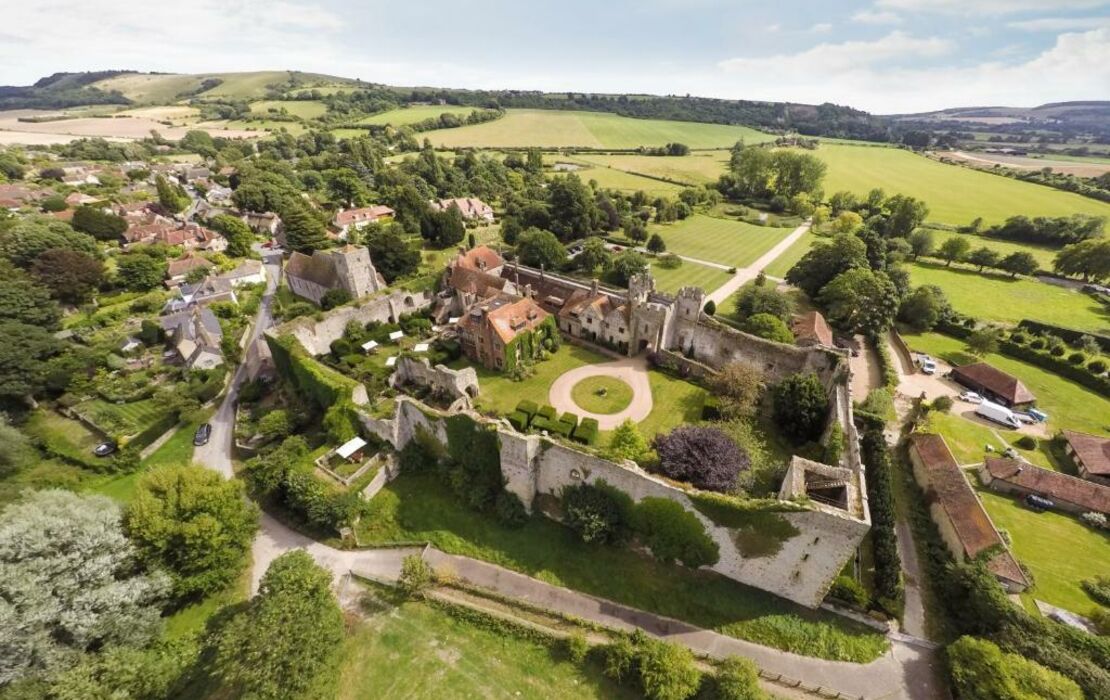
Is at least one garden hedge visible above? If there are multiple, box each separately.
[536,404,557,421]
[508,411,530,432]
[1017,319,1110,353]
[573,418,599,445]
[516,400,539,418]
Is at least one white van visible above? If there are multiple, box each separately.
[976,400,1022,429]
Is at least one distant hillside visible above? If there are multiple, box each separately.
[0,70,133,110]
[888,101,1110,138]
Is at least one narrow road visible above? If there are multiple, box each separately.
[705,221,811,306]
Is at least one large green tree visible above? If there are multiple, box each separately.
[0,217,99,267]
[997,251,1039,278]
[213,551,344,700]
[771,372,829,444]
[116,253,167,291]
[546,174,601,241]
[420,206,466,248]
[208,214,255,257]
[364,223,420,282]
[611,249,649,286]
[818,267,900,336]
[0,490,168,686]
[0,263,61,327]
[71,206,127,242]
[785,233,868,298]
[124,465,259,602]
[937,236,970,266]
[898,285,950,332]
[31,248,104,304]
[1054,238,1110,282]
[155,175,189,214]
[280,203,329,254]
[516,228,567,270]
[575,236,612,274]
[947,636,1082,700]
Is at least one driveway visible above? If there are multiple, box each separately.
[548,355,653,430]
[705,221,811,306]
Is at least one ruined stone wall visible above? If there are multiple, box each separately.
[277,289,433,356]
[389,357,479,405]
[358,396,869,608]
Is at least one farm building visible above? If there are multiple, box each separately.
[1061,430,1110,486]
[979,457,1110,515]
[907,434,1029,592]
[950,362,1035,408]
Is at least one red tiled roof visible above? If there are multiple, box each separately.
[951,362,1035,405]
[1062,430,1110,477]
[449,265,506,298]
[167,254,213,278]
[433,197,493,219]
[984,457,1110,514]
[333,205,394,227]
[456,245,503,272]
[792,311,834,347]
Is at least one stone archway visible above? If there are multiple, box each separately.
[548,356,653,430]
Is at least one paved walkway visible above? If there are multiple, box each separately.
[705,221,811,306]
[548,355,653,430]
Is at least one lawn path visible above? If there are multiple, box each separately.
[705,221,811,306]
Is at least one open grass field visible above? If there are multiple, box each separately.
[901,331,1110,437]
[205,118,308,135]
[920,230,1058,270]
[562,163,684,197]
[975,485,1110,615]
[356,472,887,662]
[646,258,732,295]
[811,143,1110,227]
[357,104,475,126]
[249,100,327,119]
[115,105,201,123]
[76,397,167,436]
[761,228,818,278]
[647,214,797,269]
[572,152,729,186]
[906,262,1110,334]
[337,589,632,700]
[93,71,346,102]
[918,412,1063,472]
[429,109,775,149]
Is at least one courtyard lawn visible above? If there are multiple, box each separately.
[337,589,633,700]
[906,262,1110,335]
[571,376,634,414]
[249,99,327,119]
[975,486,1110,615]
[635,370,708,443]
[646,259,732,295]
[901,331,1110,437]
[429,109,774,149]
[761,229,817,279]
[812,142,1110,227]
[356,473,887,662]
[571,152,729,186]
[356,104,476,126]
[648,215,797,269]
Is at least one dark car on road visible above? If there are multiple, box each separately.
[93,442,117,457]
[193,423,213,446]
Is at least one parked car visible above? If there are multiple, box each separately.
[1027,408,1048,423]
[193,423,213,446]
[958,391,983,403]
[1025,494,1054,511]
[976,400,1022,429]
[1015,412,1036,425]
[921,359,937,375]
[93,442,117,457]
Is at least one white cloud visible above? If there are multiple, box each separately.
[809,22,833,33]
[1007,16,1110,31]
[875,0,1107,14]
[851,10,902,24]
[719,31,952,75]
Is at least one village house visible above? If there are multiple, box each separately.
[159,306,224,370]
[950,362,1036,408]
[163,276,237,313]
[220,259,267,287]
[0,184,46,211]
[165,254,214,285]
[178,165,212,183]
[241,211,282,237]
[792,311,835,348]
[205,184,233,203]
[456,293,553,370]
[124,223,227,252]
[907,434,1029,592]
[331,205,395,239]
[559,279,633,350]
[979,457,1110,516]
[285,244,386,305]
[1061,430,1110,486]
[431,197,494,222]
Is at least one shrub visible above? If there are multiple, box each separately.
[1049,344,1066,357]
[516,399,538,417]
[630,497,719,567]
[1089,359,1107,374]
[771,372,829,444]
[565,632,590,663]
[1009,332,1027,344]
[508,411,530,431]
[537,404,557,421]
[636,635,701,700]
[1029,338,1046,350]
[561,481,634,545]
[652,425,749,493]
[1080,512,1107,531]
[932,395,954,413]
[828,575,869,609]
[398,554,435,598]
[1014,435,1036,450]
[494,490,528,528]
[602,637,636,682]
[574,417,599,445]
[947,636,1083,700]
[713,657,766,700]
[1067,351,1086,365]
[1082,576,1110,606]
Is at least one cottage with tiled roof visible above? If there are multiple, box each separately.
[431,197,494,222]
[456,294,554,370]
[980,457,1110,515]
[159,306,224,370]
[332,205,395,238]
[908,434,1029,592]
[950,362,1036,408]
[1062,430,1110,486]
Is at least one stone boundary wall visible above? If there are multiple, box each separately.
[358,396,869,608]
[389,356,479,405]
[277,289,434,356]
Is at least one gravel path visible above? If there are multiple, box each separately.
[547,355,653,429]
[705,220,811,306]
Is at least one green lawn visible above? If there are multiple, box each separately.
[920,412,1005,465]
[357,104,477,126]
[761,229,817,279]
[220,119,308,135]
[249,99,327,119]
[356,473,887,662]
[570,376,634,414]
[76,397,168,436]
[646,215,797,269]
[812,143,1110,227]
[921,231,1058,270]
[906,262,1110,334]
[570,152,729,186]
[646,259,732,295]
[564,163,684,197]
[901,331,1110,437]
[337,589,633,700]
[975,486,1110,615]
[429,109,774,149]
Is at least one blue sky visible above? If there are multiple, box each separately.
[0,0,1107,113]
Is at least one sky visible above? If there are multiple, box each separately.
[0,0,1107,113]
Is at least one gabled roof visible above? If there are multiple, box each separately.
[449,265,506,299]
[432,197,492,218]
[166,254,213,278]
[456,245,503,272]
[218,259,264,281]
[984,457,1110,514]
[1062,430,1110,476]
[286,251,338,289]
[792,311,834,347]
[951,362,1035,404]
[458,294,549,345]
[333,205,394,227]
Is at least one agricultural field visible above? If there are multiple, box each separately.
[114,105,201,124]
[906,262,1110,334]
[249,100,327,119]
[337,590,632,700]
[93,71,346,102]
[356,104,475,126]
[570,152,729,186]
[203,119,308,136]
[644,214,798,269]
[975,486,1110,616]
[901,331,1110,437]
[563,162,684,197]
[428,109,775,149]
[811,143,1110,227]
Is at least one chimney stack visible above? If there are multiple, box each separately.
[590,278,599,296]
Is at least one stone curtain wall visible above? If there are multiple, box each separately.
[359,397,869,608]
[278,289,434,356]
[389,357,479,404]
